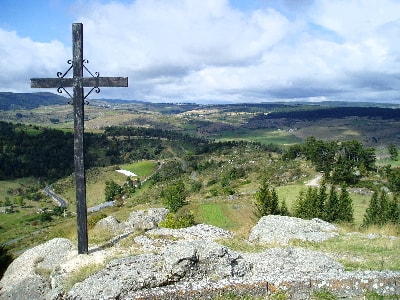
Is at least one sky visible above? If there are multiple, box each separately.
[1,0,400,104]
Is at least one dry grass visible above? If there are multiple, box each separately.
[64,262,105,291]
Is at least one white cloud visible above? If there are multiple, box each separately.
[0,0,399,103]
[0,29,70,92]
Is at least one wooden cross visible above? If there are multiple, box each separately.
[31,23,128,254]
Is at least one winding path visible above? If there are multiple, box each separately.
[305,174,323,187]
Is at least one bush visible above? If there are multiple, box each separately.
[159,212,195,229]
[161,180,187,213]
[87,213,107,229]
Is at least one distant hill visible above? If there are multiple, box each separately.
[0,92,68,110]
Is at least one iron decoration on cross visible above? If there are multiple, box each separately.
[31,23,128,254]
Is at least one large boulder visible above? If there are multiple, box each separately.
[249,215,338,245]
[125,208,169,230]
[243,247,344,284]
[147,223,233,241]
[0,238,74,299]
[94,215,124,234]
[161,240,249,281]
[67,239,249,299]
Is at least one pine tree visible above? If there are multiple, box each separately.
[270,188,280,215]
[254,179,280,218]
[306,187,319,219]
[280,198,290,216]
[255,179,280,218]
[325,186,339,222]
[293,187,317,219]
[316,182,328,219]
[337,184,354,223]
[254,179,271,218]
[293,190,307,219]
[363,190,381,226]
[387,194,400,224]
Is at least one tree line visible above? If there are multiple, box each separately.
[0,122,279,181]
[283,137,376,184]
[255,180,400,227]
[250,106,400,121]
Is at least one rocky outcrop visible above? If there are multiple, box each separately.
[125,207,169,231]
[1,211,399,299]
[249,215,338,245]
[68,240,250,299]
[0,238,74,299]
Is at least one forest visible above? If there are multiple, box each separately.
[0,121,283,181]
[249,106,400,121]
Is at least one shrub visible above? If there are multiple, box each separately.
[87,213,107,229]
[159,212,195,229]
[161,180,187,213]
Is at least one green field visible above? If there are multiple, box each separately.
[213,128,301,146]
[120,161,157,177]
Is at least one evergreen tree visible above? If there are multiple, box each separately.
[363,190,381,226]
[337,184,354,223]
[325,186,340,223]
[388,144,398,161]
[279,198,290,216]
[123,176,136,197]
[377,190,389,225]
[316,182,328,219]
[307,187,319,218]
[293,187,317,219]
[254,179,280,218]
[270,188,280,215]
[254,179,271,218]
[387,194,400,224]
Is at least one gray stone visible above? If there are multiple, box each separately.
[94,215,123,234]
[249,215,338,245]
[161,240,250,281]
[0,238,74,300]
[147,223,233,241]
[67,253,167,299]
[2,211,400,300]
[125,207,169,230]
[243,247,344,284]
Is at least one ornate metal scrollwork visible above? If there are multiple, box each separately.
[56,60,74,102]
[57,60,73,78]
[82,59,100,102]
[55,59,103,104]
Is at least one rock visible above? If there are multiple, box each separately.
[147,223,233,241]
[125,208,169,231]
[0,238,74,299]
[67,240,249,299]
[249,215,338,245]
[161,240,249,281]
[67,253,166,300]
[2,210,400,299]
[243,247,344,284]
[94,215,123,234]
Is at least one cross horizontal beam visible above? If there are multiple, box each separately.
[31,77,128,88]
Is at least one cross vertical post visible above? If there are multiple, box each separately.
[72,23,88,254]
[31,23,128,254]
